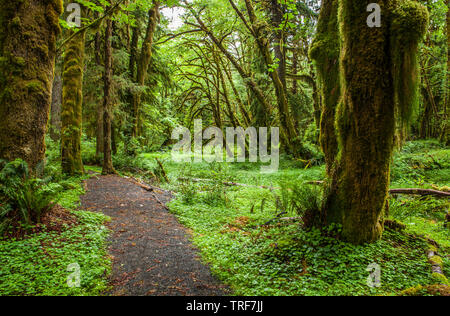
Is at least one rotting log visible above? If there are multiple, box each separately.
[178,177,450,198]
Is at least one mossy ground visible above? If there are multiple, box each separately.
[2,138,446,296]
[0,139,111,296]
[0,0,62,171]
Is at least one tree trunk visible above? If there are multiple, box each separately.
[244,0,299,156]
[50,72,62,141]
[0,0,62,172]
[95,100,103,160]
[111,122,117,155]
[132,1,160,138]
[310,0,340,173]
[442,0,450,145]
[102,18,115,175]
[61,29,85,175]
[94,26,103,160]
[190,8,273,127]
[269,0,287,92]
[122,24,139,155]
[320,0,428,244]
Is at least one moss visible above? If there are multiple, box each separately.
[50,0,63,14]
[428,245,438,253]
[25,80,44,92]
[11,16,20,27]
[429,255,444,268]
[45,0,63,34]
[390,0,430,137]
[315,0,429,245]
[399,285,425,296]
[310,0,340,172]
[400,283,450,296]
[61,29,85,175]
[431,273,449,285]
[0,0,62,172]
[12,56,25,67]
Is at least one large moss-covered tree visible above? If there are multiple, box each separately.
[102,18,116,175]
[61,25,86,175]
[131,1,160,138]
[310,0,340,173]
[0,0,62,173]
[444,0,450,145]
[312,0,429,244]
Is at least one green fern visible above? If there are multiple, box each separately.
[0,159,61,232]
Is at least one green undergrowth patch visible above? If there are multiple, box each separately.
[170,196,441,295]
[392,139,450,187]
[0,175,112,296]
[389,196,449,250]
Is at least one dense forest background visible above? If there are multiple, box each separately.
[0,0,449,296]
[46,0,449,165]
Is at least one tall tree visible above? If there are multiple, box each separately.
[315,0,429,244]
[94,16,104,161]
[0,0,62,172]
[102,18,116,175]
[50,72,62,141]
[444,0,450,144]
[61,27,86,175]
[310,0,340,172]
[132,1,160,138]
[242,0,301,156]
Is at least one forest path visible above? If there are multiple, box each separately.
[80,174,228,296]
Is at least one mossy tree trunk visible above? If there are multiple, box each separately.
[96,102,104,160]
[443,0,450,145]
[61,28,86,175]
[94,28,103,160]
[244,0,301,156]
[315,0,428,244]
[50,72,62,141]
[0,0,62,172]
[102,18,116,175]
[310,0,340,173]
[132,1,160,138]
[124,24,139,154]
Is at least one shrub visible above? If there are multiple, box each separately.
[0,159,61,233]
[276,180,323,228]
[179,180,197,204]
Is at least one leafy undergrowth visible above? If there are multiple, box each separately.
[158,140,449,296]
[391,139,450,187]
[169,198,447,296]
[0,176,111,296]
[389,197,449,250]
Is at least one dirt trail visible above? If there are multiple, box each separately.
[80,175,228,296]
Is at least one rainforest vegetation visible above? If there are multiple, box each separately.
[0,0,449,296]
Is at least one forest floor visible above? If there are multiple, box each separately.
[105,139,448,296]
[80,174,228,296]
[1,139,448,296]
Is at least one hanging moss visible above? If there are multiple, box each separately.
[132,2,160,138]
[61,28,86,175]
[0,0,62,173]
[310,0,340,172]
[319,0,429,244]
[390,0,429,135]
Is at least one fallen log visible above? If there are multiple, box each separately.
[126,177,154,192]
[178,177,450,198]
[389,188,450,198]
[155,158,170,183]
[178,177,277,190]
[124,177,170,210]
